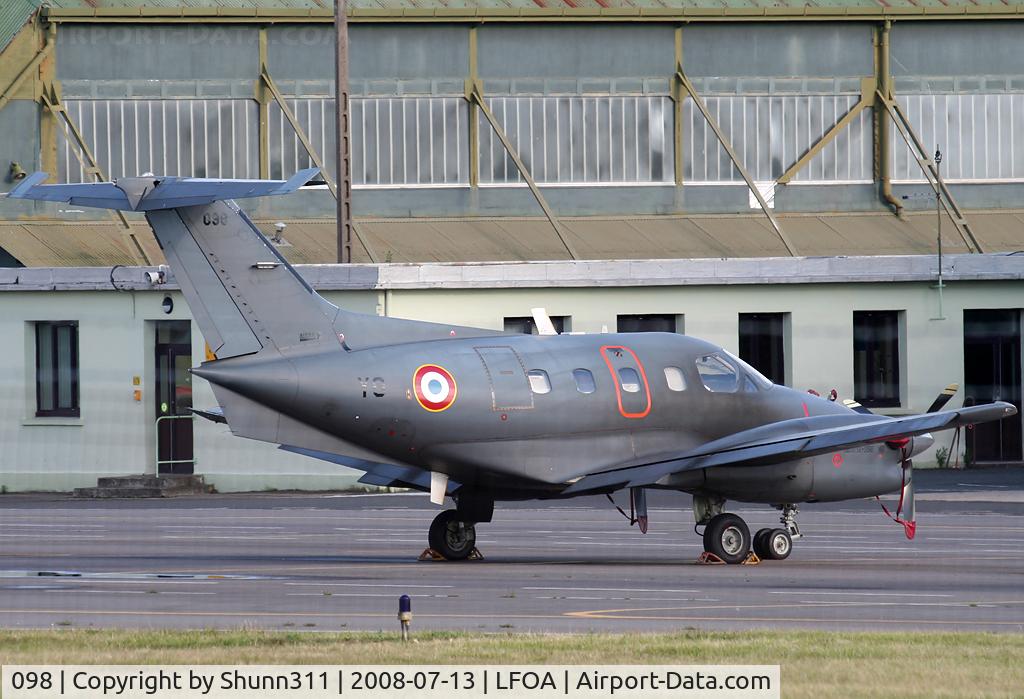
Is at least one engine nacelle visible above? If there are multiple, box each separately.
[667,442,906,504]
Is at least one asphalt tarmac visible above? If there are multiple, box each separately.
[1,468,1022,633]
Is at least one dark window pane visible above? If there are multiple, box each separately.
[35,321,79,417]
[853,310,901,407]
[157,320,191,344]
[36,324,54,412]
[738,312,786,385]
[56,325,74,409]
[617,314,676,333]
[503,316,567,335]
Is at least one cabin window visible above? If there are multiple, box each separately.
[35,321,80,417]
[664,366,686,391]
[618,367,641,393]
[573,368,596,394]
[696,354,738,393]
[527,369,551,394]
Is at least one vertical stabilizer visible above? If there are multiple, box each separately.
[147,201,339,359]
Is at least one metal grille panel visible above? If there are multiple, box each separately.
[480,96,674,185]
[270,97,469,186]
[58,100,258,183]
[892,94,1024,182]
[685,95,872,183]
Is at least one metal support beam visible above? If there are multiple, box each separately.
[0,24,55,114]
[39,86,134,232]
[334,0,354,264]
[467,82,578,260]
[671,26,684,187]
[260,69,338,199]
[676,68,797,256]
[256,28,271,180]
[467,27,480,189]
[777,78,873,185]
[877,91,984,254]
[876,21,903,216]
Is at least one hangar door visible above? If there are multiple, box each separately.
[964,310,1022,464]
[155,321,194,474]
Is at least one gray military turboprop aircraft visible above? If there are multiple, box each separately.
[8,169,1017,564]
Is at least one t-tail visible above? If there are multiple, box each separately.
[7,170,498,360]
[9,169,336,360]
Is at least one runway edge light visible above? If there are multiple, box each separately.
[398,594,412,642]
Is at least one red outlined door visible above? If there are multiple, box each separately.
[600,345,652,419]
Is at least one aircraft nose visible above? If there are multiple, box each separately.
[911,433,934,457]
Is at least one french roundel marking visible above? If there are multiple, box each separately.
[413,364,457,412]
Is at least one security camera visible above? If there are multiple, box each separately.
[145,265,169,285]
[272,221,287,244]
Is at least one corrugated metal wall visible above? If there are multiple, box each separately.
[43,22,1024,206]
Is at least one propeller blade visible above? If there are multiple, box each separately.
[926,383,959,413]
[842,398,872,415]
[900,464,916,540]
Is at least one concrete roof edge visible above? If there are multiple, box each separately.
[1,254,1022,292]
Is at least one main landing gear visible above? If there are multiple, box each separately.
[694,497,801,564]
[423,494,493,561]
[427,510,477,560]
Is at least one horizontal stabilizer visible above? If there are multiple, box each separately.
[191,406,226,424]
[6,168,320,211]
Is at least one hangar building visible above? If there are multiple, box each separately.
[0,0,1021,491]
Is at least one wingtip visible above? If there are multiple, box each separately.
[8,171,49,198]
[278,167,321,193]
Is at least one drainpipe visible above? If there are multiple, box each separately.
[878,21,903,216]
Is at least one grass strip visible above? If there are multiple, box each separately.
[0,629,1020,698]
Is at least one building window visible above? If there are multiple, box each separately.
[35,321,80,417]
[663,366,686,391]
[854,311,901,407]
[617,314,681,333]
[504,316,568,335]
[573,369,596,394]
[527,369,551,394]
[739,313,787,385]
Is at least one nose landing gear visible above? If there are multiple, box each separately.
[693,496,801,564]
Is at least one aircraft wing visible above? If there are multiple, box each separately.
[562,401,1016,495]
[278,445,462,494]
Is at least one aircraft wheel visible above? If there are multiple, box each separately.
[765,528,792,560]
[428,510,476,561]
[752,528,773,559]
[703,513,750,564]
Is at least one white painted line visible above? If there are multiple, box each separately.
[525,587,701,593]
[283,582,454,589]
[769,591,953,598]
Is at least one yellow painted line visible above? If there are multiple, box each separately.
[567,600,1024,616]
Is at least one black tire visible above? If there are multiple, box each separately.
[428,510,476,561]
[702,513,750,564]
[765,528,792,560]
[752,528,772,559]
